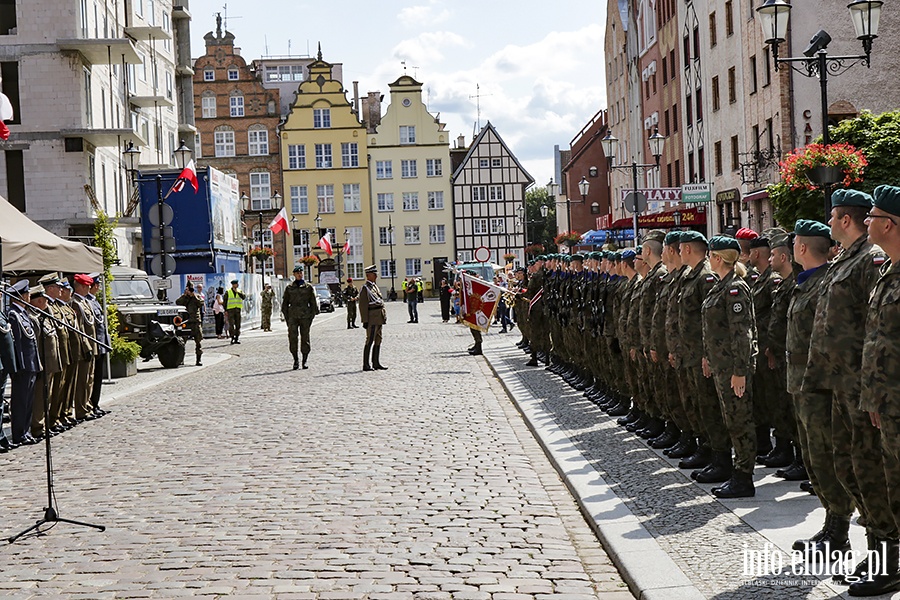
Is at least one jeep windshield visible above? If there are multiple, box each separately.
[112,279,156,301]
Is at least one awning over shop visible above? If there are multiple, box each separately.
[578,229,634,244]
[609,206,707,229]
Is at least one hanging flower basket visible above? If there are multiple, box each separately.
[502,253,517,262]
[299,254,319,266]
[554,231,581,247]
[524,243,544,257]
[248,246,275,262]
[779,142,868,190]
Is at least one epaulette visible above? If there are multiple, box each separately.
[729,288,740,296]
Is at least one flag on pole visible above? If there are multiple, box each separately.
[171,159,199,194]
[317,231,333,256]
[0,92,14,141]
[459,272,503,333]
[268,207,289,234]
[342,239,351,256]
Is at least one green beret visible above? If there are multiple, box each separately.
[562,255,571,263]
[664,231,682,246]
[794,219,832,239]
[709,235,741,252]
[535,255,546,261]
[749,237,770,249]
[874,185,900,218]
[634,245,643,256]
[643,229,666,244]
[679,230,708,246]
[831,188,873,209]
[570,253,585,262]
[611,251,623,261]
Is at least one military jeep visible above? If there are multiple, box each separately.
[110,266,188,368]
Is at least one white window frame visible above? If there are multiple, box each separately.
[250,172,272,210]
[479,158,489,168]
[248,128,268,156]
[203,68,214,81]
[490,185,504,201]
[405,258,422,276]
[378,227,395,246]
[343,183,361,212]
[402,192,419,211]
[400,125,416,145]
[472,186,488,202]
[313,108,331,128]
[427,191,444,210]
[429,224,445,244]
[290,185,309,214]
[376,160,392,179]
[214,130,235,157]
[380,259,395,278]
[473,218,488,234]
[315,143,333,169]
[490,217,505,234]
[341,142,358,168]
[227,67,239,81]
[377,193,394,212]
[401,159,417,178]
[426,159,443,177]
[288,144,306,169]
[317,184,335,213]
[230,94,244,117]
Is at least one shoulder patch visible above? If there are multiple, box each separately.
[874,256,886,266]
[773,278,783,284]
[729,288,740,296]
[751,274,759,281]
[706,275,716,282]
[733,302,744,313]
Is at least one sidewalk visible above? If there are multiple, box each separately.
[480,333,876,600]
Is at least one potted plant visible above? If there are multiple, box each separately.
[109,335,141,378]
[524,243,544,257]
[299,254,319,266]
[779,142,868,189]
[502,253,517,263]
[553,231,582,248]
[248,246,275,262]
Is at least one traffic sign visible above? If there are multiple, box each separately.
[154,278,172,290]
[150,255,176,277]
[147,202,174,226]
[624,192,648,214]
[473,246,491,263]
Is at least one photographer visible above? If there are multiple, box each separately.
[176,282,204,366]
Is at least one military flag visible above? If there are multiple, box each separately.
[459,272,502,333]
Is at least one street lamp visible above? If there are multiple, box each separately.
[602,128,666,247]
[173,139,191,169]
[757,0,884,219]
[387,214,397,301]
[519,203,550,251]
[547,178,562,232]
[578,176,590,202]
[673,210,683,228]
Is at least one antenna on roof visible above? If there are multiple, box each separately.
[221,3,242,31]
[468,83,492,131]
[264,35,269,56]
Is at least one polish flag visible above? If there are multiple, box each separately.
[268,207,289,235]
[343,239,351,256]
[172,159,199,193]
[0,92,14,141]
[317,231,333,256]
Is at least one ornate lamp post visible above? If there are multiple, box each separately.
[756,0,884,219]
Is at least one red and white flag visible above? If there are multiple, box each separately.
[342,239,351,256]
[317,231,333,256]
[171,159,199,194]
[268,207,289,234]
[0,92,14,141]
[460,272,502,333]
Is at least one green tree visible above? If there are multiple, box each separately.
[769,110,900,227]
[525,187,557,251]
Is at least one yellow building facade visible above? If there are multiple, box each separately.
[369,75,453,298]
[280,50,369,282]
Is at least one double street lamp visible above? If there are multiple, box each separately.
[601,128,666,247]
[547,177,590,234]
[517,204,550,250]
[756,0,884,219]
[241,191,282,286]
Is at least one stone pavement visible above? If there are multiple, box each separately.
[480,332,894,600]
[0,301,633,599]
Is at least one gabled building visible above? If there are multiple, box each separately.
[0,0,191,267]
[193,20,287,278]
[451,123,533,266]
[280,48,368,282]
[252,56,343,118]
[368,74,453,296]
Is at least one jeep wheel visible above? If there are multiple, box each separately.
[157,339,186,369]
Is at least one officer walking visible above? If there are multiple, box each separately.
[176,282,204,366]
[281,266,318,370]
[225,279,245,344]
[260,283,275,332]
[343,278,359,329]
[359,265,387,371]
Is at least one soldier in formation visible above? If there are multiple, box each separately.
[508,197,900,595]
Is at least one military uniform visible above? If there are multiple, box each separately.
[281,274,318,369]
[71,281,97,421]
[343,282,359,328]
[0,307,15,451]
[8,284,41,444]
[260,286,275,331]
[30,286,62,438]
[87,285,110,414]
[359,266,387,371]
[176,288,204,365]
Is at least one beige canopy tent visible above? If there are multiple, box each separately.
[0,195,103,274]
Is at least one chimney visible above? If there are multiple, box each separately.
[457,134,465,149]
[361,91,382,133]
[352,81,360,116]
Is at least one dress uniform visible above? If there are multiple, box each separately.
[38,273,72,433]
[260,284,275,332]
[87,276,110,415]
[8,280,41,445]
[57,279,82,427]
[29,285,62,439]
[281,266,319,370]
[359,265,387,371]
[71,274,97,421]
[343,279,359,329]
[225,280,245,344]
[0,301,15,452]
[176,284,205,366]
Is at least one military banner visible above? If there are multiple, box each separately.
[459,272,502,333]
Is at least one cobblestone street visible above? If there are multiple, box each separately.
[0,302,631,599]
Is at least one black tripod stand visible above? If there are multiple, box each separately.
[3,289,110,542]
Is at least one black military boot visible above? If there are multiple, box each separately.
[617,406,641,426]
[776,455,808,481]
[755,425,773,463]
[835,533,876,585]
[793,512,832,552]
[762,437,794,468]
[799,480,816,495]
[651,422,681,449]
[848,539,900,596]
[293,352,300,371]
[363,343,373,371]
[667,434,697,458]
[373,345,388,369]
[625,412,650,432]
[796,513,852,561]
[301,352,309,369]
[679,442,711,470]
[468,343,482,356]
[695,451,733,484]
[712,471,755,498]
[525,353,540,367]
[607,397,631,417]
[638,417,665,439]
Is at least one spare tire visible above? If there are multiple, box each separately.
[157,338,186,369]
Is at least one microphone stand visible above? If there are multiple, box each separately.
[3,287,110,543]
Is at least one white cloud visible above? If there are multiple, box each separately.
[397,2,451,28]
[390,31,470,66]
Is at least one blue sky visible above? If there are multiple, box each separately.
[189,0,606,185]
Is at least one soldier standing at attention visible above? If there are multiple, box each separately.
[8,280,40,445]
[701,236,759,499]
[71,274,97,422]
[359,265,387,371]
[260,283,275,332]
[281,266,319,370]
[804,189,893,590]
[29,285,61,440]
[87,275,110,416]
[0,296,15,452]
[176,283,204,366]
[857,185,900,596]
[343,278,359,329]
[37,273,71,434]
[225,279,245,344]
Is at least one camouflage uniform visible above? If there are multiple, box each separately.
[652,265,688,433]
[665,265,699,436]
[750,266,779,433]
[638,261,668,421]
[788,264,854,517]
[282,279,319,364]
[701,270,758,474]
[765,272,797,442]
[260,287,276,331]
[175,290,204,364]
[804,234,895,540]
